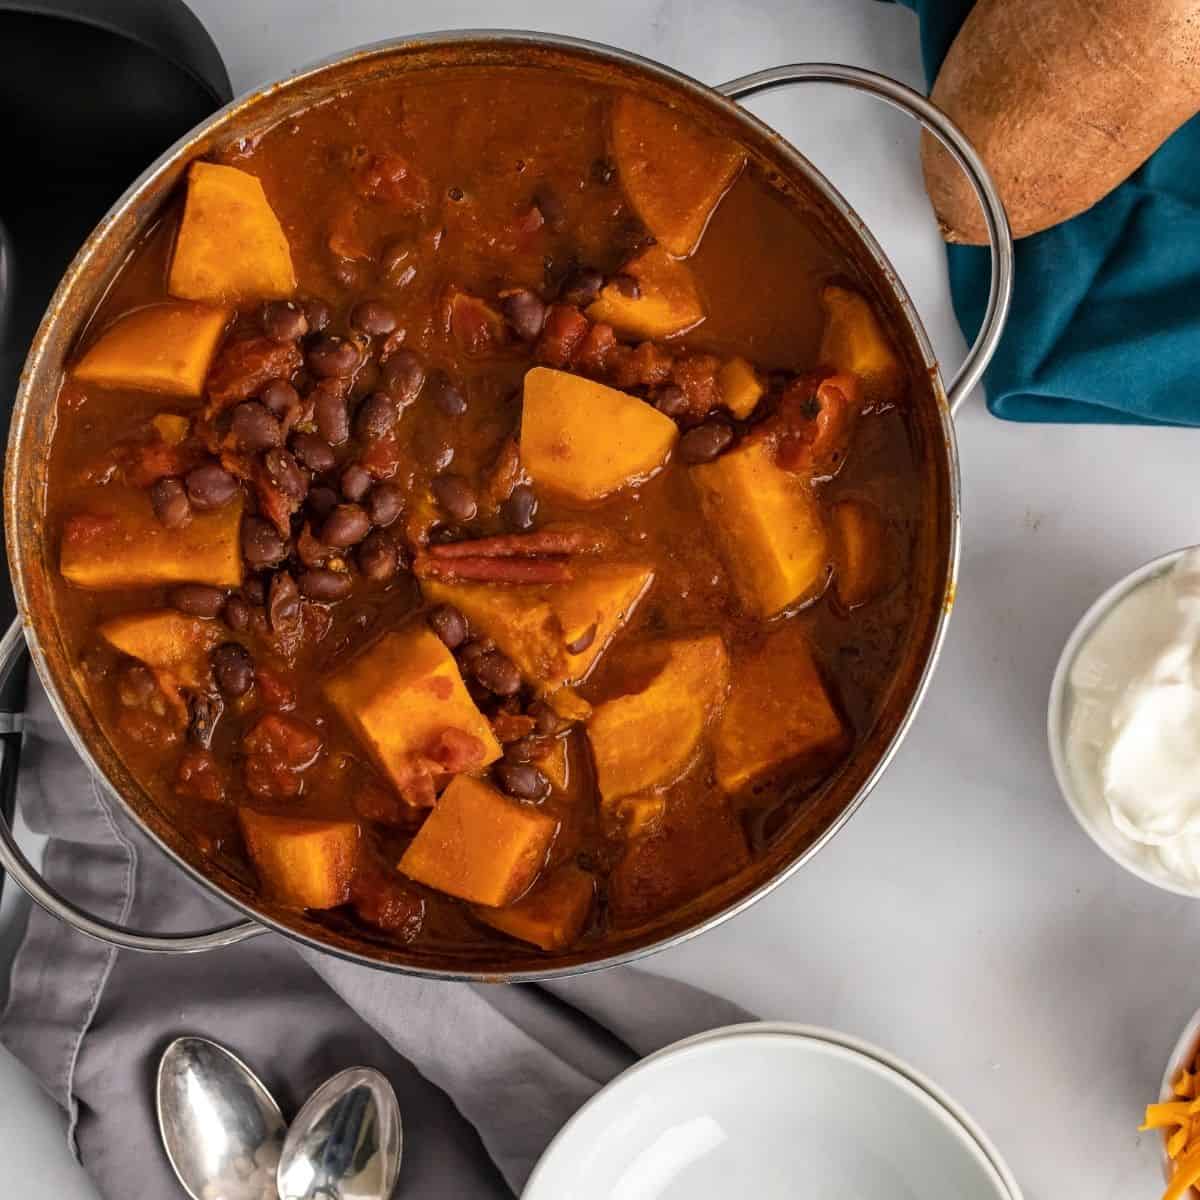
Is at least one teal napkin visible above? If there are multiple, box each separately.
[892,0,1200,425]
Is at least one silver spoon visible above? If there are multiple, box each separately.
[157,1035,286,1200]
[276,1067,402,1200]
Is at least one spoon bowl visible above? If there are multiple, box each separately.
[157,1035,286,1200]
[277,1067,402,1200]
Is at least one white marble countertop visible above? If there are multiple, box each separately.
[2,2,1197,1198]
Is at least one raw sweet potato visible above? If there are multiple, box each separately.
[921,0,1200,243]
[520,366,678,500]
[73,302,230,396]
[609,94,745,256]
[399,774,558,906]
[168,162,297,301]
[586,244,704,340]
[238,810,360,909]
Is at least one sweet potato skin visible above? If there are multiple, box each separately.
[921,0,1200,243]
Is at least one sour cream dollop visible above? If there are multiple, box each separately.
[1066,548,1200,885]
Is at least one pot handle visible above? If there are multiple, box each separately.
[0,619,265,953]
[716,63,1014,415]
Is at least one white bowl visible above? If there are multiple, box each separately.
[1046,546,1200,898]
[1157,1008,1200,1196]
[523,1022,1021,1200]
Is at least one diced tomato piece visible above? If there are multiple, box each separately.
[175,748,226,804]
[354,153,430,214]
[670,353,722,421]
[243,713,321,766]
[771,372,861,477]
[424,727,487,774]
[350,859,426,938]
[124,439,193,487]
[491,711,537,743]
[535,305,590,368]
[576,322,617,376]
[445,288,508,357]
[361,430,402,479]
[609,340,674,389]
[255,667,297,711]
[206,337,302,410]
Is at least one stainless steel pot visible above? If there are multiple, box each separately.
[0,32,1012,980]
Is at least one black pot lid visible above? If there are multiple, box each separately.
[0,0,231,630]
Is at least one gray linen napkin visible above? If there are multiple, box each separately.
[0,674,748,1198]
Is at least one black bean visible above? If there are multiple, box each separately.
[654,385,690,420]
[379,350,425,404]
[474,650,521,696]
[332,258,370,290]
[186,463,238,510]
[378,239,411,278]
[357,531,398,582]
[414,426,454,472]
[340,463,372,502]
[534,184,567,233]
[188,693,223,749]
[169,584,227,619]
[565,622,597,655]
[313,385,350,446]
[291,432,336,473]
[428,604,468,650]
[366,482,404,528]
[528,699,568,737]
[458,638,493,673]
[241,516,286,567]
[610,273,641,299]
[259,378,300,418]
[500,290,546,342]
[223,595,251,632]
[431,474,478,523]
[355,391,398,439]
[299,567,352,601]
[321,504,370,548]
[501,483,538,531]
[433,379,468,418]
[504,736,537,764]
[591,157,616,185]
[350,299,397,336]
[262,300,308,342]
[230,401,282,452]
[560,266,604,307]
[263,448,308,501]
[300,297,332,333]
[678,421,734,464]
[212,642,254,698]
[307,485,340,521]
[242,576,266,605]
[150,477,191,528]
[307,334,360,378]
[268,571,301,636]
[494,762,551,801]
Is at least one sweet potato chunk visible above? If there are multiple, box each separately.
[691,439,829,617]
[324,626,501,800]
[714,622,845,795]
[168,162,297,303]
[819,285,904,406]
[99,610,218,692]
[608,797,749,928]
[588,635,729,802]
[73,302,230,396]
[60,487,243,589]
[586,244,704,340]
[152,413,191,445]
[422,562,653,690]
[832,498,888,609]
[536,738,570,791]
[399,774,558,907]
[718,356,765,419]
[521,367,677,501]
[602,792,666,838]
[610,95,745,257]
[473,864,595,950]
[238,810,360,909]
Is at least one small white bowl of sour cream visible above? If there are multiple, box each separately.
[1048,545,1200,898]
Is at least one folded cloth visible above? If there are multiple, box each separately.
[890,0,1200,425]
[0,675,747,1198]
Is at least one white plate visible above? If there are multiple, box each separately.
[524,1023,1021,1200]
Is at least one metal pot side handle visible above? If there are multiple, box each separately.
[717,63,1014,415]
[0,619,264,953]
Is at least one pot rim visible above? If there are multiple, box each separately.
[5,28,963,981]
